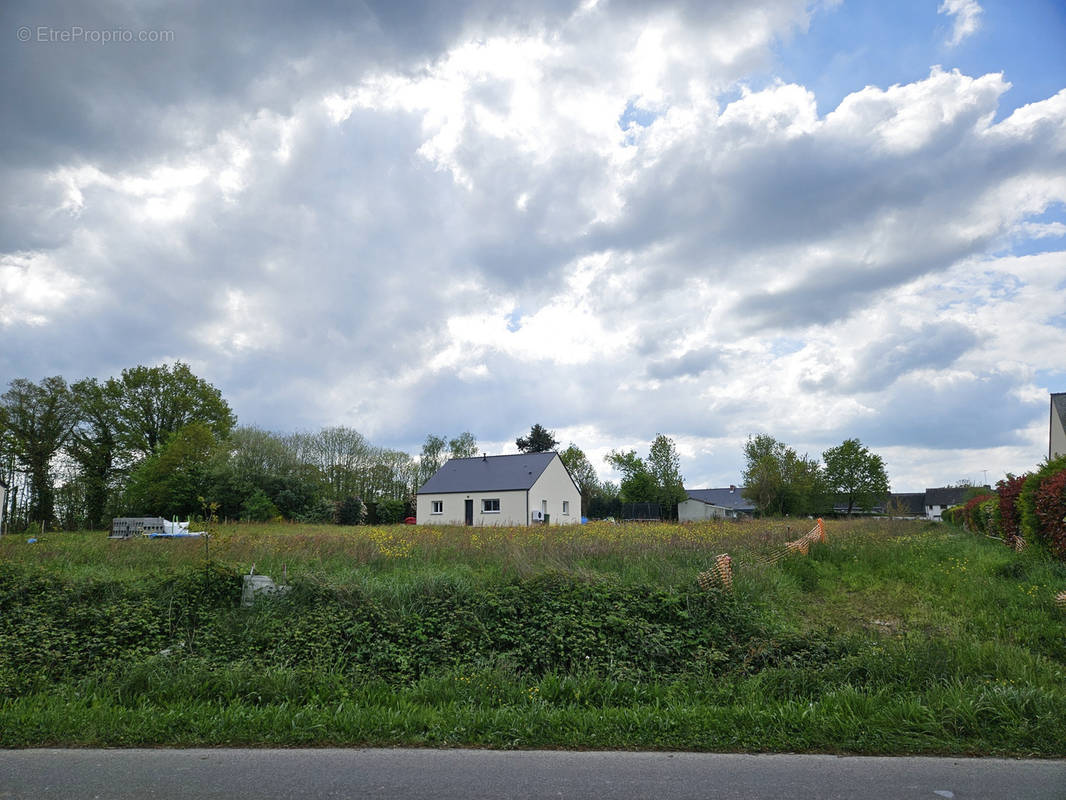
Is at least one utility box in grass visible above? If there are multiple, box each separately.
[241,574,291,607]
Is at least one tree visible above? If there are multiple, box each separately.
[605,435,687,515]
[647,434,687,517]
[516,424,558,453]
[741,434,789,516]
[113,362,235,460]
[69,378,123,530]
[417,434,447,488]
[123,423,225,518]
[559,443,600,516]
[0,377,78,527]
[822,438,889,515]
[448,431,478,459]
[605,449,657,502]
[741,434,829,516]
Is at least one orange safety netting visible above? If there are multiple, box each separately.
[698,519,827,590]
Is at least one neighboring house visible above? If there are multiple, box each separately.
[883,492,926,518]
[1052,392,1066,460]
[416,452,581,526]
[923,487,974,521]
[678,486,755,521]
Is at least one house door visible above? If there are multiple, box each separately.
[465,499,474,525]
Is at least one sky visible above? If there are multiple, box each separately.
[2,0,1065,492]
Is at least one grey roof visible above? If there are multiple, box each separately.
[885,492,926,515]
[684,487,756,512]
[924,486,975,506]
[418,452,560,494]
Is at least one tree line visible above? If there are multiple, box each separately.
[0,364,888,532]
[741,434,889,516]
[0,364,483,531]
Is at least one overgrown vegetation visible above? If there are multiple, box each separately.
[944,455,1066,561]
[2,518,1064,753]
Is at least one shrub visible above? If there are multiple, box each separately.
[1033,469,1066,560]
[961,493,995,534]
[995,473,1028,548]
[335,496,366,526]
[241,489,280,522]
[1019,456,1066,553]
[372,498,406,525]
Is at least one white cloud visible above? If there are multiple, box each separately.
[2,0,1065,491]
[939,0,983,47]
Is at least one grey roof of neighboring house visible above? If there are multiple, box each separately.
[886,492,926,515]
[417,452,560,494]
[925,487,974,507]
[684,488,756,512]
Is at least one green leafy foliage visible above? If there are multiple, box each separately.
[515,424,558,453]
[2,521,1066,753]
[822,438,889,515]
[741,434,829,516]
[605,435,686,516]
[1019,456,1066,557]
[241,489,280,522]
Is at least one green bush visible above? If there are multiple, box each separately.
[1018,456,1066,556]
[241,489,279,522]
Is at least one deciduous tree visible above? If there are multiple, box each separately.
[0,377,78,527]
[559,443,599,515]
[448,431,478,459]
[822,438,889,515]
[113,362,235,460]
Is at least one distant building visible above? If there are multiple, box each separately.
[416,452,581,526]
[678,486,755,521]
[1051,392,1066,460]
[883,492,926,518]
[923,487,976,521]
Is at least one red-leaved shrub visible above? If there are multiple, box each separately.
[1033,469,1066,560]
[996,473,1028,548]
[962,493,994,533]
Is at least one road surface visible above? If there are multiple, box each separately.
[2,748,1064,799]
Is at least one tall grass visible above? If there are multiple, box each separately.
[2,518,1065,753]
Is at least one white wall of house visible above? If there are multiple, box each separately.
[416,454,581,526]
[528,456,581,525]
[417,490,528,526]
[926,505,945,521]
[678,499,726,522]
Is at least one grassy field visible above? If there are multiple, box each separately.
[1,518,1065,753]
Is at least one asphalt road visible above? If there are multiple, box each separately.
[2,749,1064,800]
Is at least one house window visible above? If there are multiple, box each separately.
[431,500,443,514]
[562,501,570,515]
[482,498,500,513]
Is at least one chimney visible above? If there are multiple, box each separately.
[729,485,736,493]
[482,452,487,462]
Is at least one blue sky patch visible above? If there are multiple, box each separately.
[770,0,1066,118]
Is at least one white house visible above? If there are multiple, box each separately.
[678,486,755,521]
[1051,392,1066,460]
[923,487,972,521]
[416,452,581,526]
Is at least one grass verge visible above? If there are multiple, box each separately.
[1,519,1064,753]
